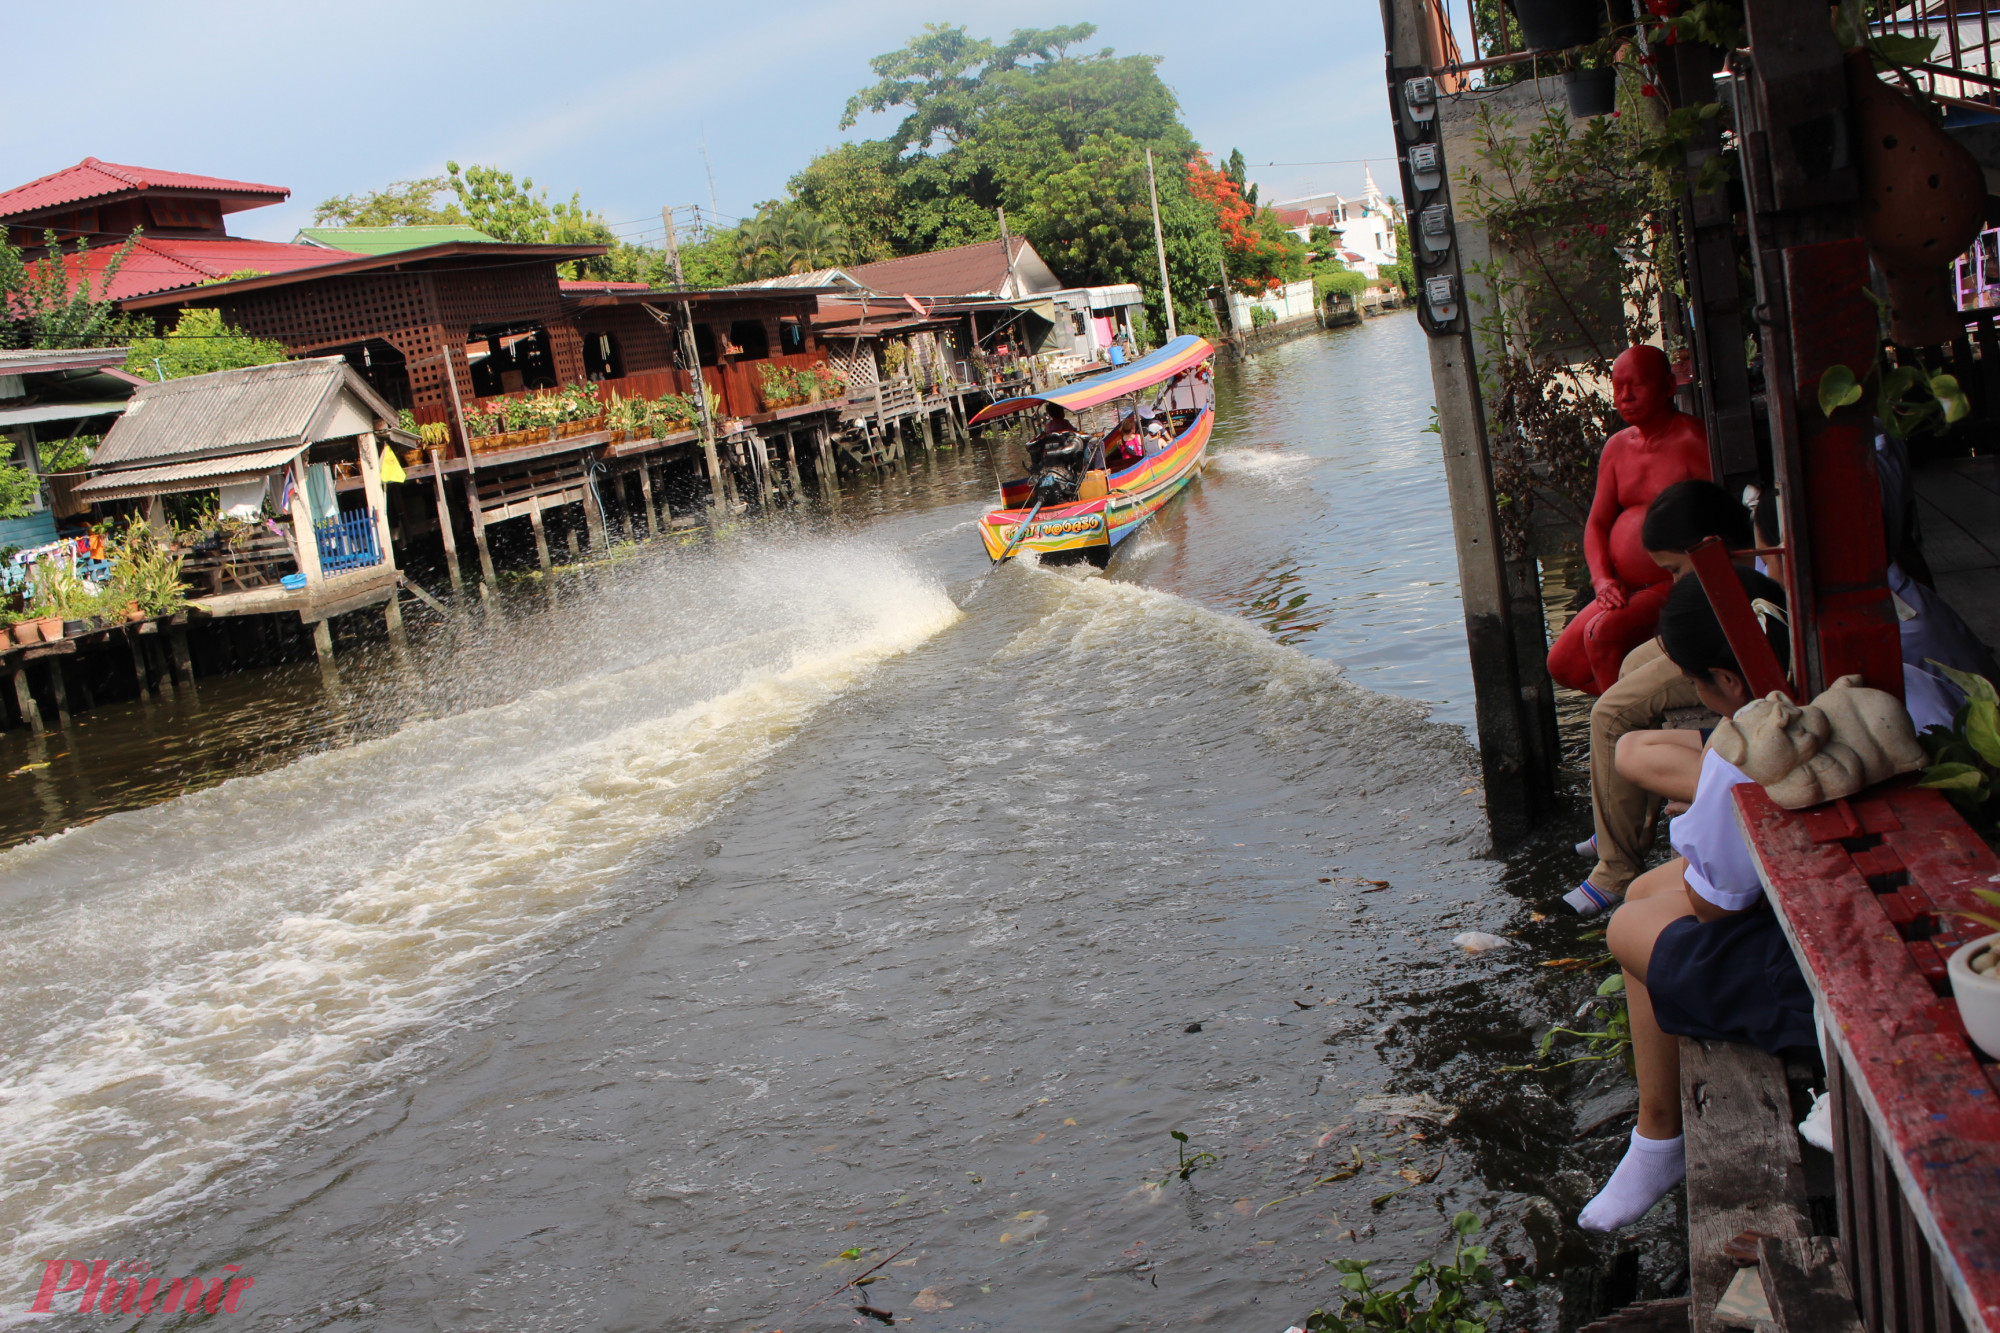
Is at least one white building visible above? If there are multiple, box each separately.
[1269,165,1403,279]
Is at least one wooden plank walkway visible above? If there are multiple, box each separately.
[1914,456,2000,651]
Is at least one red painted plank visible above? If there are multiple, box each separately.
[1736,783,2000,1333]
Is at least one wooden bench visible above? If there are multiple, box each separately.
[1581,1036,1862,1332]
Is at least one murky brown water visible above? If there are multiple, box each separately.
[0,317,1683,1331]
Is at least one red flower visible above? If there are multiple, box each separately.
[1640,83,1660,97]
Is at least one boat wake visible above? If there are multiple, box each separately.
[0,540,959,1270]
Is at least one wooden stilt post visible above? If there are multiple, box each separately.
[781,431,803,501]
[527,495,552,571]
[124,630,152,698]
[45,662,71,729]
[148,637,176,699]
[816,424,837,498]
[469,497,499,589]
[167,624,195,692]
[384,588,408,647]
[919,409,937,457]
[430,453,462,592]
[638,463,659,536]
[10,667,41,731]
[581,468,606,550]
[312,619,335,671]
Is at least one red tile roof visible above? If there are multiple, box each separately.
[0,157,288,222]
[842,238,1027,298]
[53,235,358,302]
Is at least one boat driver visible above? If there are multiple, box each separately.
[1027,403,1087,473]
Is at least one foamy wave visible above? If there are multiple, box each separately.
[1209,448,1317,486]
[0,543,958,1269]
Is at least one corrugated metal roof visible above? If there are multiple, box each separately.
[294,224,497,254]
[842,239,1033,299]
[0,347,131,374]
[0,400,130,428]
[90,358,395,470]
[732,268,862,290]
[0,158,288,221]
[74,444,304,500]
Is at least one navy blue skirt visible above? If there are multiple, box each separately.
[1647,903,1817,1054]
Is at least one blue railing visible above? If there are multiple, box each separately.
[315,510,383,574]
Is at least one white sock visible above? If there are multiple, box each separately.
[1578,1129,1685,1231]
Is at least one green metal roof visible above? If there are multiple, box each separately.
[293,224,498,254]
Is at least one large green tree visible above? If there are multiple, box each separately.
[313,178,466,227]
[778,22,1227,333]
[124,308,289,382]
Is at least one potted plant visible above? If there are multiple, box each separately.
[1945,888,2000,1058]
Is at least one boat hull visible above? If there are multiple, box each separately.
[980,407,1213,561]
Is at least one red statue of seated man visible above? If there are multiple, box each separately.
[1547,345,1712,696]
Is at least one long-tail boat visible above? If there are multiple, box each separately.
[972,335,1216,565]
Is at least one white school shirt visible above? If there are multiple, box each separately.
[1669,747,1763,913]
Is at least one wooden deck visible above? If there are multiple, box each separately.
[189,565,401,622]
[1914,456,2000,650]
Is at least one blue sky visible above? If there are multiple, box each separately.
[2,0,1400,249]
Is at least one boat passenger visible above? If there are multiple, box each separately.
[1105,414,1146,469]
[1579,566,1816,1233]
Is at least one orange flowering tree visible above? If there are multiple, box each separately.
[1185,153,1308,295]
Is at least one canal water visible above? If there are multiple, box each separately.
[0,314,1682,1331]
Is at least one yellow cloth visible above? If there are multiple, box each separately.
[379,444,407,484]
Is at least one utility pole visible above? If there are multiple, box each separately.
[1380,0,1556,834]
[996,208,1016,298]
[1146,147,1178,341]
[663,205,725,516]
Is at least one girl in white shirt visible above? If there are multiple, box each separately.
[1579,566,1817,1232]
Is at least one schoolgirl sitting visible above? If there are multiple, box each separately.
[1578,565,1818,1232]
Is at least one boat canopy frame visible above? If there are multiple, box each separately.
[968,335,1213,425]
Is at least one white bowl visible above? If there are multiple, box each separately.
[1947,932,2000,1060]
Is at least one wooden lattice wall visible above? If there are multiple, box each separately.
[211,261,584,423]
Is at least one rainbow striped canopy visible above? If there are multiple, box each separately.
[969,334,1214,425]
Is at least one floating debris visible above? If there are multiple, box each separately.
[1351,1093,1457,1125]
[1451,931,1513,954]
